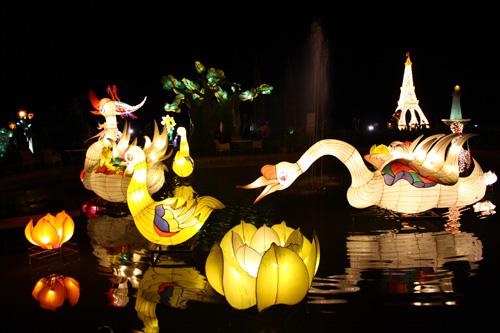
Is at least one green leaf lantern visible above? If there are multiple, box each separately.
[258,84,274,95]
[215,87,228,103]
[162,75,175,91]
[195,61,206,74]
[164,102,181,113]
[239,89,257,102]
[182,78,200,92]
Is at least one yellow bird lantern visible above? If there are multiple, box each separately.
[205,220,320,312]
[24,211,75,250]
[32,274,80,311]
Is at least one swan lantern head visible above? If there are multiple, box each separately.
[240,162,302,203]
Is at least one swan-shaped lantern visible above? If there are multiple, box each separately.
[241,133,496,214]
[124,143,225,246]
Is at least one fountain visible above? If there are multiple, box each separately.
[304,19,330,188]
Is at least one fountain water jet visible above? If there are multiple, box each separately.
[304,19,330,188]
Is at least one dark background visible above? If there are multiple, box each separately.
[1,3,498,150]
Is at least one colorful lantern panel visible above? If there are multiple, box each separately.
[205,220,320,312]
[25,211,75,250]
[32,274,80,311]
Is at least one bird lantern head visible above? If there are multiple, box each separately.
[24,210,75,250]
[205,220,320,312]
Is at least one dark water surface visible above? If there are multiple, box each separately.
[1,159,499,332]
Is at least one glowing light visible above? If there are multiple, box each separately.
[205,220,320,312]
[32,274,80,311]
[240,133,495,214]
[126,146,224,246]
[25,211,75,250]
[393,52,430,130]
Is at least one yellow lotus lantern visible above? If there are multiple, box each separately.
[32,274,80,311]
[205,220,320,312]
[24,210,75,250]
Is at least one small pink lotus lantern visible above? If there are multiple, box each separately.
[24,211,75,250]
[32,274,80,311]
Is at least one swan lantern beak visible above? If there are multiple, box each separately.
[238,176,282,203]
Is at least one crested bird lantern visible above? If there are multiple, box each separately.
[32,274,80,311]
[24,211,75,250]
[205,220,320,312]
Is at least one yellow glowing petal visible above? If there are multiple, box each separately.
[205,244,225,296]
[52,212,64,236]
[284,228,304,253]
[222,259,256,310]
[235,244,262,277]
[256,244,310,312]
[58,211,75,245]
[32,278,47,299]
[250,225,281,254]
[24,220,38,246]
[38,283,65,311]
[32,218,59,249]
[231,231,244,257]
[303,233,320,285]
[63,277,80,305]
[219,222,257,309]
[221,221,257,245]
[373,144,391,155]
[271,221,295,246]
[300,236,312,260]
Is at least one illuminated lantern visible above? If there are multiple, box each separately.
[241,133,496,214]
[82,86,170,203]
[83,122,169,203]
[205,220,320,312]
[392,52,430,130]
[125,146,224,246]
[25,211,75,250]
[172,127,194,178]
[32,274,80,311]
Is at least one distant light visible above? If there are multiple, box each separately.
[368,125,374,131]
[474,124,478,128]
[129,128,134,134]
[18,110,27,119]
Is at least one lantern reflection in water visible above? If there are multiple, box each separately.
[87,215,150,307]
[32,274,80,311]
[135,257,219,333]
[344,228,483,297]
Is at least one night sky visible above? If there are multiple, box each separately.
[2,4,498,148]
